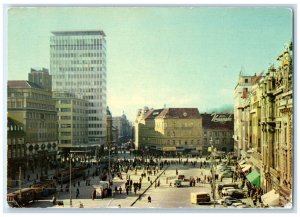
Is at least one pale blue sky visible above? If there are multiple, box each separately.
[7,7,293,121]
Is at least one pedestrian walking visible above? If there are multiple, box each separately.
[52,195,56,205]
[148,195,152,203]
[92,189,96,200]
[119,186,122,194]
[76,188,80,198]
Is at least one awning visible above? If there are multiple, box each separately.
[238,159,246,165]
[240,163,249,168]
[242,164,252,172]
[246,170,260,188]
[261,189,279,207]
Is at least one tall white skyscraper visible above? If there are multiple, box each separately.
[50,30,107,145]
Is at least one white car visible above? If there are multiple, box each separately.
[221,187,235,196]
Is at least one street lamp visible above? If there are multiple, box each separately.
[209,137,216,208]
[68,153,73,207]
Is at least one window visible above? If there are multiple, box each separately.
[61,108,71,112]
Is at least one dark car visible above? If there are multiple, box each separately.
[228,190,245,199]
[224,197,243,206]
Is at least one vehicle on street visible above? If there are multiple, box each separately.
[228,202,246,208]
[220,171,234,180]
[224,198,243,206]
[227,189,245,199]
[175,179,190,187]
[216,196,232,205]
[221,187,235,196]
[191,192,211,204]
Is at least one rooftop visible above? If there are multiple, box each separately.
[156,108,201,119]
[7,80,43,89]
[51,30,106,37]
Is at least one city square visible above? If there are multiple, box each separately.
[4,5,294,212]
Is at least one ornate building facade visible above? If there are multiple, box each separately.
[234,42,293,207]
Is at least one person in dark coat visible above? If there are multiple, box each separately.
[92,189,96,200]
[76,188,80,198]
[148,195,151,203]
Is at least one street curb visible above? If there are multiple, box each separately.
[130,165,170,207]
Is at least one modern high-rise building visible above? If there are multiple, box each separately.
[50,30,107,146]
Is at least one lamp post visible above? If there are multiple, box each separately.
[69,153,73,207]
[210,137,216,208]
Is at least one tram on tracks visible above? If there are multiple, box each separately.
[7,188,36,208]
[54,166,86,184]
[7,179,57,208]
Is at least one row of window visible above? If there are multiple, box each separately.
[8,91,52,101]
[56,66,106,72]
[55,81,106,90]
[50,44,104,51]
[59,131,87,137]
[166,140,201,146]
[203,138,231,145]
[26,132,56,141]
[88,124,102,128]
[7,147,25,159]
[51,38,104,46]
[26,102,55,111]
[88,131,102,135]
[27,121,56,129]
[156,122,200,128]
[51,52,104,58]
[53,73,105,79]
[26,112,57,120]
[88,116,101,121]
[60,116,87,121]
[60,124,88,128]
[203,131,232,137]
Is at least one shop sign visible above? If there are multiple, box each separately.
[211,113,232,123]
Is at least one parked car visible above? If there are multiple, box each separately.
[227,202,246,208]
[227,190,245,199]
[217,183,239,195]
[221,187,235,196]
[220,171,234,180]
[224,197,243,206]
[216,196,232,205]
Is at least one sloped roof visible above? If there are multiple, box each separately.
[7,80,43,89]
[144,109,164,120]
[201,113,234,129]
[156,108,201,119]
